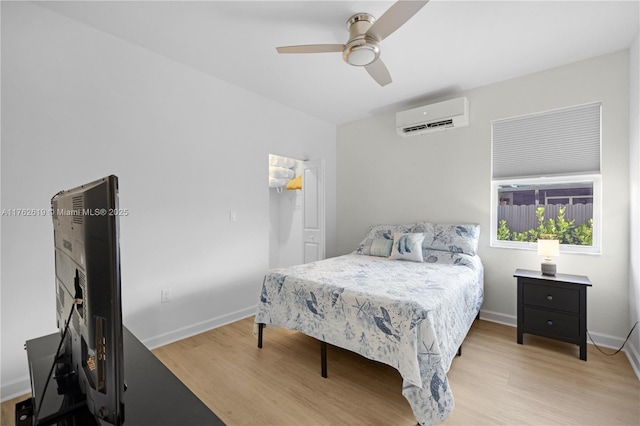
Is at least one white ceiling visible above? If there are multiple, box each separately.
[36,1,639,125]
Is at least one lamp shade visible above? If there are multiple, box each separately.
[538,239,560,257]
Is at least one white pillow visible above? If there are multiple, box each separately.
[389,233,425,262]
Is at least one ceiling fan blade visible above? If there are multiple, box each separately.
[366,0,429,42]
[365,59,392,87]
[276,44,344,54]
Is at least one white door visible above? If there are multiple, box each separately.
[302,159,325,263]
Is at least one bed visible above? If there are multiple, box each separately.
[254,222,483,425]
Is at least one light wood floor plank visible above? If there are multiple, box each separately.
[3,318,639,425]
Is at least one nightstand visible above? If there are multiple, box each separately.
[514,269,592,360]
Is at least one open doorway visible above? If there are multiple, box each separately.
[268,154,325,268]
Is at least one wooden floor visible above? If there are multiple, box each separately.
[3,318,639,425]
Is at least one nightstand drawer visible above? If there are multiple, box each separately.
[522,282,579,313]
[523,307,579,340]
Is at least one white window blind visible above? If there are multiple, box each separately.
[492,103,601,179]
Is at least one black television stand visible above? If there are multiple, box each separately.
[16,399,96,426]
[16,327,225,425]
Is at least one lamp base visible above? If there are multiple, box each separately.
[541,262,556,276]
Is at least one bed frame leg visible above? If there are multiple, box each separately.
[321,341,327,378]
[457,345,462,357]
[258,323,264,349]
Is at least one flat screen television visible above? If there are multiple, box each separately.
[41,175,125,425]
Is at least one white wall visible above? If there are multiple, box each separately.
[337,51,631,345]
[629,28,640,375]
[0,2,336,400]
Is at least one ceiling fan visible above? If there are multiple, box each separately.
[276,1,429,87]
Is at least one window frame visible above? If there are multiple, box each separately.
[490,174,602,254]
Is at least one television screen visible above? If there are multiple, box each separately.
[47,175,125,425]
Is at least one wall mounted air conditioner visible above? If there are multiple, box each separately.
[396,97,469,137]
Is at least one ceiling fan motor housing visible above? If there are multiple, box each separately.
[343,13,380,66]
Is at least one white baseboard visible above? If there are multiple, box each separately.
[478,309,516,327]
[0,305,258,403]
[142,305,257,350]
[586,329,625,350]
[1,377,32,403]
[626,341,640,380]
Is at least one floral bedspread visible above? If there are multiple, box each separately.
[254,252,483,425]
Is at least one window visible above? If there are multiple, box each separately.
[490,103,601,254]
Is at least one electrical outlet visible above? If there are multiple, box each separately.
[229,210,237,222]
[161,288,171,303]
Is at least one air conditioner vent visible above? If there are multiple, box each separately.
[426,119,454,129]
[403,124,427,134]
[396,97,469,137]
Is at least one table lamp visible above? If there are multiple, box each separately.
[538,239,560,276]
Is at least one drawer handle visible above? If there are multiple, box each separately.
[547,320,554,326]
[546,295,553,301]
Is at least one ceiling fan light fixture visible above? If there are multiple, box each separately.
[343,40,379,66]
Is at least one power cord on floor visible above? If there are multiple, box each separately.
[586,321,639,356]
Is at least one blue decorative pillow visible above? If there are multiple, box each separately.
[355,238,393,257]
[354,224,408,257]
[389,233,425,262]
